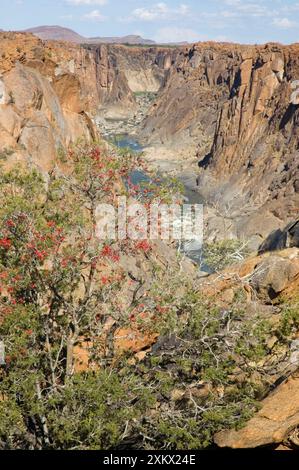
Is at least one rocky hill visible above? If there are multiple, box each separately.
[88,34,156,46]
[24,26,85,43]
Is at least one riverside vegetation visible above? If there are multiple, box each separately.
[0,141,298,450]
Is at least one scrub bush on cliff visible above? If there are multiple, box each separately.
[0,142,285,450]
[0,144,143,448]
[0,142,187,449]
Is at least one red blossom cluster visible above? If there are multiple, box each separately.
[135,240,152,253]
[91,147,101,161]
[0,238,11,249]
[100,245,120,263]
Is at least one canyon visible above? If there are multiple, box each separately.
[2,32,298,250]
[0,30,299,450]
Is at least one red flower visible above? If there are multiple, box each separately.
[101,245,120,263]
[156,305,169,314]
[61,258,69,268]
[91,148,101,161]
[135,240,151,253]
[0,238,11,249]
[47,221,56,228]
[34,249,47,261]
[100,276,109,285]
[6,219,15,228]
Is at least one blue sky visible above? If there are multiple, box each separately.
[2,0,299,44]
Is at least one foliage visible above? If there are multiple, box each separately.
[203,239,249,272]
[0,141,294,450]
[277,299,299,338]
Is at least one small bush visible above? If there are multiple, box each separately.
[203,239,249,271]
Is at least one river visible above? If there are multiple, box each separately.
[111,134,209,271]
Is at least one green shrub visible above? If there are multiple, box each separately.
[203,239,249,271]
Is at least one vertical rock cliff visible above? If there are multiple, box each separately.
[88,43,180,119]
[141,42,299,244]
[0,32,100,171]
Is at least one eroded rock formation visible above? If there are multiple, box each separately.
[141,42,299,246]
[215,373,299,449]
[90,43,180,119]
[0,32,100,171]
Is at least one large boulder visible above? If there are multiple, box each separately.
[215,374,299,449]
[250,252,299,300]
[259,219,299,254]
[0,62,97,171]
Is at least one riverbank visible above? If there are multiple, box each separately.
[96,92,157,140]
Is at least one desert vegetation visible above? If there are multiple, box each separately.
[0,141,297,450]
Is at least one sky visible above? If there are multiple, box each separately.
[2,0,299,44]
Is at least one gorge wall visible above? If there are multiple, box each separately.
[88,43,181,119]
[0,32,180,171]
[0,32,297,247]
[141,42,299,245]
[197,43,299,245]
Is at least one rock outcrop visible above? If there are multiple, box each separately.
[198,246,299,449]
[200,247,299,303]
[141,42,299,246]
[0,32,100,171]
[259,219,299,254]
[215,373,299,449]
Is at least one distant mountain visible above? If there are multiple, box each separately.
[88,35,156,45]
[22,26,156,45]
[24,26,85,43]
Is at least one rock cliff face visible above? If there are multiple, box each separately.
[198,43,299,244]
[0,32,100,171]
[0,32,181,170]
[142,42,299,245]
[90,44,180,119]
[141,43,233,148]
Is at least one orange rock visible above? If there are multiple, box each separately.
[114,328,158,354]
[215,374,299,448]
